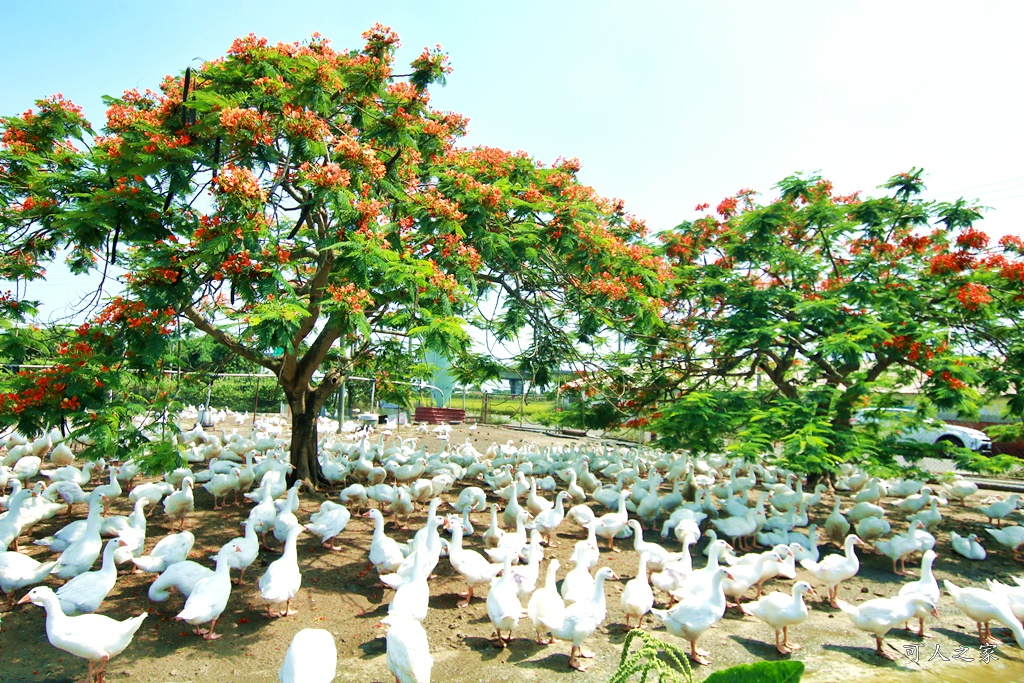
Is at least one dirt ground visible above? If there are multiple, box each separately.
[4,422,1024,683]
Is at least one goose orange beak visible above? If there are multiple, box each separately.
[17,593,32,605]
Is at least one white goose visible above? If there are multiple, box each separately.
[18,586,147,683]
[560,542,595,606]
[56,538,120,615]
[163,476,195,531]
[542,566,618,671]
[621,553,654,629]
[977,493,1021,527]
[652,567,733,666]
[897,549,940,637]
[590,488,631,551]
[747,580,815,655]
[383,613,433,683]
[259,524,303,617]
[447,519,501,607]
[945,579,1024,648]
[800,534,862,608]
[950,531,986,561]
[220,516,260,584]
[176,545,235,640]
[876,521,927,576]
[305,501,351,551]
[147,560,212,603]
[279,628,337,683]
[365,509,407,574]
[945,475,979,506]
[51,495,107,579]
[132,530,195,574]
[985,525,1024,561]
[528,559,565,644]
[486,555,522,648]
[483,503,505,549]
[0,549,57,609]
[722,550,781,615]
[824,497,850,546]
[626,519,686,574]
[34,491,107,553]
[838,594,938,660]
[534,491,569,545]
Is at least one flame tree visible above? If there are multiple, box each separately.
[630,170,1024,474]
[0,28,668,486]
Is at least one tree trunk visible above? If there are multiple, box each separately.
[287,395,328,492]
[279,366,342,493]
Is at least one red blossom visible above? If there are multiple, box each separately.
[955,227,989,250]
[956,282,992,310]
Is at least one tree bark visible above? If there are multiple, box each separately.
[283,370,344,492]
[288,399,326,492]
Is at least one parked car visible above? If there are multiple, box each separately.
[852,407,992,453]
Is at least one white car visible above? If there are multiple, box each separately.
[852,407,992,454]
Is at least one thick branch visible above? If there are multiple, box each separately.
[182,305,280,373]
[295,322,344,387]
[290,247,336,350]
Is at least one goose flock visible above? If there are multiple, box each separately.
[3,412,1024,681]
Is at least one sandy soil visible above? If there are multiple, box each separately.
[3,423,1024,683]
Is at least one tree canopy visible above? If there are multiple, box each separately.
[623,171,1024,474]
[0,27,667,484]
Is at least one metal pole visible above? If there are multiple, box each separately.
[337,380,346,432]
[251,374,261,430]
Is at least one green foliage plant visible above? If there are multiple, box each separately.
[607,629,804,683]
[608,629,692,683]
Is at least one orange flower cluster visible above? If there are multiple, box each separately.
[956,282,992,310]
[93,134,123,159]
[215,165,267,202]
[583,273,644,301]
[126,266,179,286]
[252,75,292,96]
[332,136,386,179]
[362,24,401,51]
[418,190,465,222]
[326,282,373,313]
[427,265,460,302]
[999,235,1024,252]
[261,246,291,264]
[882,335,939,362]
[956,227,989,250]
[1,367,69,414]
[105,87,173,132]
[11,196,56,212]
[215,251,265,279]
[299,161,351,189]
[94,297,176,334]
[41,93,83,117]
[0,125,35,154]
[111,175,146,196]
[142,131,191,154]
[716,197,738,217]
[940,370,966,391]
[281,104,331,141]
[929,251,976,275]
[220,107,274,145]
[227,34,270,61]
[898,234,932,254]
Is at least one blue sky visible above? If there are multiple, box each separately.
[3,1,1024,321]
